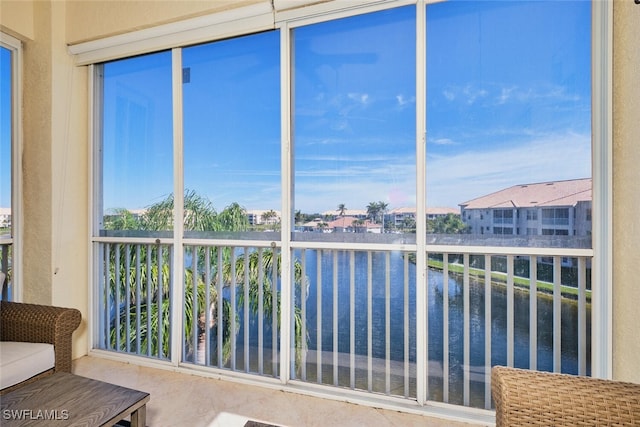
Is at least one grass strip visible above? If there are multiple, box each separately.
[427,259,591,302]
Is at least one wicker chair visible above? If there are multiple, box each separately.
[0,300,82,394]
[492,365,640,426]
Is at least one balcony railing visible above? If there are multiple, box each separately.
[96,241,173,360]
[181,244,281,377]
[0,240,12,300]
[95,238,592,411]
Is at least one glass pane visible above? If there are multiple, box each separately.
[182,31,280,240]
[293,248,416,398]
[426,0,591,249]
[293,6,416,244]
[425,0,593,410]
[100,51,174,237]
[0,46,11,239]
[1,45,12,300]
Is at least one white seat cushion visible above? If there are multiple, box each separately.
[0,341,55,390]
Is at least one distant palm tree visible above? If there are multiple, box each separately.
[337,203,347,217]
[261,209,278,225]
[353,218,365,232]
[366,202,380,223]
[430,213,468,234]
[377,201,389,232]
[105,208,142,230]
[402,216,416,232]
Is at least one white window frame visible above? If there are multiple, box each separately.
[76,0,613,419]
[1,32,23,302]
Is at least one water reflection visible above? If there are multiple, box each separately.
[298,250,590,408]
[195,249,590,409]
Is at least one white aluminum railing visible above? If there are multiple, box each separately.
[95,238,592,410]
[96,241,173,360]
[0,241,11,300]
[182,243,281,377]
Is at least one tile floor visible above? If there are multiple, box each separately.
[73,356,491,427]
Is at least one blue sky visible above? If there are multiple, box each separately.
[97,0,591,215]
[1,47,11,209]
[425,0,591,207]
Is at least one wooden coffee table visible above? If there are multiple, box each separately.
[0,372,149,426]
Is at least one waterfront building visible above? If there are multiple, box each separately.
[388,206,459,229]
[320,209,368,221]
[0,208,11,229]
[246,209,281,226]
[301,215,381,233]
[460,178,592,237]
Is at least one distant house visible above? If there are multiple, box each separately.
[321,209,368,221]
[388,207,459,228]
[300,219,327,233]
[329,216,381,233]
[246,209,281,226]
[302,216,381,233]
[0,208,11,228]
[459,178,592,237]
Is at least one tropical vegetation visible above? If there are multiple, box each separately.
[103,190,306,371]
[427,213,468,234]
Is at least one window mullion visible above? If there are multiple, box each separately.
[171,47,185,366]
[415,0,427,406]
[1,33,23,302]
[590,0,613,380]
[280,23,293,384]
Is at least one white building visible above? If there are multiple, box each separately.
[0,208,11,228]
[460,178,592,237]
[246,209,281,226]
[320,209,368,221]
[388,207,459,228]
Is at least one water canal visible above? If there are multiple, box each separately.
[202,249,590,408]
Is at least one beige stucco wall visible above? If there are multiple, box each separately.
[21,0,54,305]
[0,0,34,40]
[49,1,90,352]
[65,0,262,44]
[1,0,90,357]
[1,0,639,376]
[612,0,640,384]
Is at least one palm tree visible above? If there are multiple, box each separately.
[261,209,278,226]
[353,218,365,232]
[402,216,416,233]
[430,213,468,234]
[336,203,346,217]
[217,202,249,232]
[106,191,306,368]
[104,208,142,230]
[377,201,389,232]
[366,202,380,223]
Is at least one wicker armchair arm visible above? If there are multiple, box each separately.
[492,365,640,426]
[0,301,81,372]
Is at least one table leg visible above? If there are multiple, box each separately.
[130,404,146,427]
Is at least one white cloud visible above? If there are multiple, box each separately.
[294,154,416,212]
[348,92,370,105]
[426,131,591,207]
[441,82,584,107]
[443,89,456,101]
[396,94,416,107]
[497,86,516,104]
[430,137,456,146]
[279,129,591,212]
